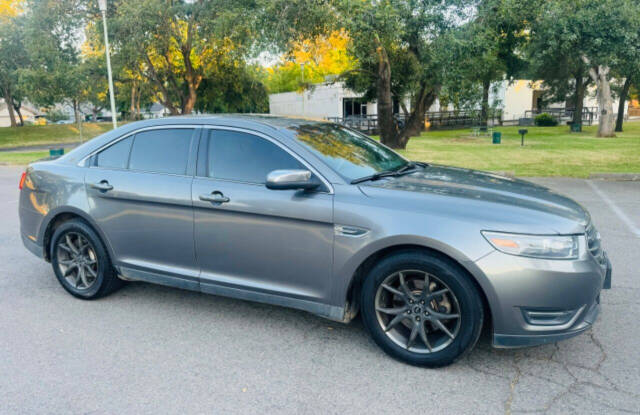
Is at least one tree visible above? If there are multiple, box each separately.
[264,30,355,93]
[453,0,531,126]
[109,0,259,115]
[195,63,268,113]
[527,0,593,128]
[0,1,28,127]
[529,0,640,137]
[20,0,90,133]
[612,22,640,132]
[338,0,474,149]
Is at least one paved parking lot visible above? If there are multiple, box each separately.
[1,165,639,414]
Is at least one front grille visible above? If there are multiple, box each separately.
[585,221,606,265]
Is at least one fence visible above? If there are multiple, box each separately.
[524,107,598,126]
[327,110,503,134]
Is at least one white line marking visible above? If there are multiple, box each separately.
[587,180,640,238]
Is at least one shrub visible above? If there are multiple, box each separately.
[45,109,69,123]
[534,113,558,127]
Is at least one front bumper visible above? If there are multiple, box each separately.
[474,249,611,348]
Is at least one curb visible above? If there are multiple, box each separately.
[0,141,81,153]
[588,173,640,181]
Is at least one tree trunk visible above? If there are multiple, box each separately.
[572,75,586,126]
[480,78,491,127]
[373,41,399,148]
[182,83,198,114]
[92,108,98,122]
[13,103,24,126]
[130,81,137,121]
[583,58,616,137]
[398,84,440,146]
[136,89,141,119]
[615,77,631,132]
[73,99,84,141]
[2,87,18,128]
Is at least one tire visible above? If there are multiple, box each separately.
[50,219,123,299]
[360,250,483,367]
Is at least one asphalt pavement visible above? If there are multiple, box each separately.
[1,166,639,414]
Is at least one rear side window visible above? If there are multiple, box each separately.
[208,130,304,183]
[129,129,193,175]
[96,136,133,169]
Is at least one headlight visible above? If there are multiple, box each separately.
[481,231,579,259]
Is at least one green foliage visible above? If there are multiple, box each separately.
[527,0,640,104]
[0,12,29,126]
[45,109,69,123]
[534,113,558,127]
[195,65,268,113]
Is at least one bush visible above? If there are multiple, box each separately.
[45,109,69,123]
[534,113,558,127]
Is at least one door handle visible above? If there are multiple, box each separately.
[90,180,113,192]
[199,191,230,204]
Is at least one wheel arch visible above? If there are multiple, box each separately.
[40,207,114,262]
[343,242,496,332]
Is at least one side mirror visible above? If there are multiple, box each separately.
[266,169,320,191]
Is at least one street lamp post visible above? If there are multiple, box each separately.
[300,63,305,116]
[98,0,117,129]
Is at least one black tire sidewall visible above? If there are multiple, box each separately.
[360,251,483,367]
[50,220,112,299]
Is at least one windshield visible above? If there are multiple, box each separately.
[289,123,408,181]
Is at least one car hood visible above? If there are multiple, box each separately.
[359,165,589,232]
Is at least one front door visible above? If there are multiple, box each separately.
[85,127,199,286]
[192,128,334,304]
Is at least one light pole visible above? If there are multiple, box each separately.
[98,0,117,129]
[300,63,305,116]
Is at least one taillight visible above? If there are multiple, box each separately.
[19,171,26,190]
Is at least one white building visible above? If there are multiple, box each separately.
[268,82,379,120]
[269,80,628,125]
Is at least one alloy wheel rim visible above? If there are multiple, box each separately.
[374,270,461,354]
[56,232,99,290]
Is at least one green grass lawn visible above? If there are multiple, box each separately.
[0,122,113,149]
[1,120,639,177]
[0,150,49,165]
[393,122,640,177]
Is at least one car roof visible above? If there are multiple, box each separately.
[156,114,330,130]
[55,114,331,166]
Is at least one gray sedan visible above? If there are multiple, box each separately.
[19,115,611,367]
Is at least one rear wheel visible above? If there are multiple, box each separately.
[50,219,123,299]
[360,251,483,367]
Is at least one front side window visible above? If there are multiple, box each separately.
[208,130,304,183]
[288,123,407,181]
[128,129,193,175]
[95,136,133,169]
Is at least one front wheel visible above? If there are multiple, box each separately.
[360,251,484,367]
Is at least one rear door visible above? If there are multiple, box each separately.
[85,126,199,286]
[192,127,334,304]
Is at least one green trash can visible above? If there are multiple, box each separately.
[49,148,64,157]
[570,123,582,132]
[492,131,502,144]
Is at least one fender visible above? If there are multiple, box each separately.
[335,234,501,327]
[38,205,117,262]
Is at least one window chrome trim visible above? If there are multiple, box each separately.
[201,125,334,195]
[77,124,201,167]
